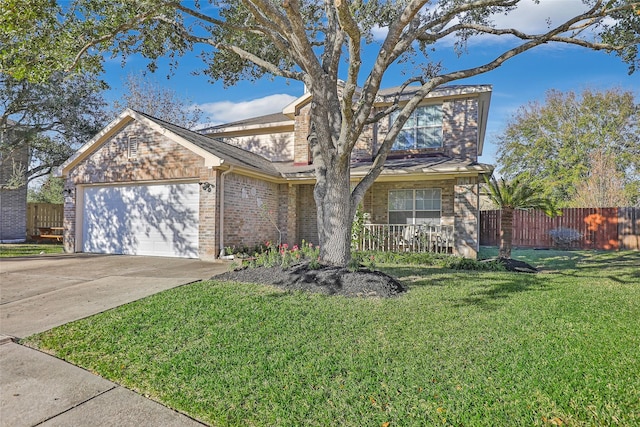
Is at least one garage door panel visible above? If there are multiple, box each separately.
[82,183,199,258]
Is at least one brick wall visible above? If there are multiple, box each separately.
[293,103,311,165]
[290,95,480,166]
[361,178,482,257]
[221,173,284,249]
[362,180,456,228]
[199,169,218,260]
[363,96,480,161]
[219,132,294,162]
[0,144,28,242]
[296,184,318,245]
[67,121,205,185]
[442,98,479,162]
[454,177,479,258]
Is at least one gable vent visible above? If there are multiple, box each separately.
[128,136,138,159]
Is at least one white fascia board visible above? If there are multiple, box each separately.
[375,85,493,106]
[207,120,294,136]
[282,92,312,118]
[420,163,494,174]
[476,91,492,156]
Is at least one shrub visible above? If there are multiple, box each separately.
[250,240,321,270]
[354,250,505,271]
[549,227,582,249]
[441,256,506,271]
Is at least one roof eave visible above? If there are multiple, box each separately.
[282,92,312,118]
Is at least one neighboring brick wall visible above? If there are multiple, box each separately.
[0,183,27,242]
[0,144,28,242]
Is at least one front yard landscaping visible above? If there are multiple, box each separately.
[23,249,640,426]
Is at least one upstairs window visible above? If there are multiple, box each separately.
[388,188,441,225]
[128,136,138,159]
[390,104,443,151]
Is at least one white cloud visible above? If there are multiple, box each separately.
[197,93,298,125]
[372,1,593,47]
[490,0,590,33]
[371,25,389,41]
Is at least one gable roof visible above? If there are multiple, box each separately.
[136,111,281,176]
[261,84,492,155]
[58,106,493,184]
[57,109,281,179]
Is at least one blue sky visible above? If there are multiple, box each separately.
[99,0,639,167]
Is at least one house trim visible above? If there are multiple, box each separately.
[207,122,293,138]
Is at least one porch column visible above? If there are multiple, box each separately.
[454,177,479,259]
[198,168,218,261]
[283,184,299,245]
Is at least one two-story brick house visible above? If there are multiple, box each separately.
[57,84,493,260]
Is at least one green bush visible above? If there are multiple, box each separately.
[354,250,505,271]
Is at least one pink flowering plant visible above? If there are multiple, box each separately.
[247,239,321,270]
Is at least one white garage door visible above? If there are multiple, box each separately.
[82,182,199,258]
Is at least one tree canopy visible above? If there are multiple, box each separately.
[495,88,640,206]
[3,0,638,264]
[112,73,207,129]
[0,72,108,186]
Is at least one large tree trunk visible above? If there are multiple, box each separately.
[307,81,360,267]
[314,163,354,266]
[499,207,514,259]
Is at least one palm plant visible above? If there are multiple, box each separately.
[484,175,561,259]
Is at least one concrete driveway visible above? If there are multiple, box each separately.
[0,253,229,338]
[1,253,229,427]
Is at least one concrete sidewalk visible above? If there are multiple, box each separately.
[1,254,230,426]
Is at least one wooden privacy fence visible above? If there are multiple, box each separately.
[480,207,640,250]
[26,203,64,238]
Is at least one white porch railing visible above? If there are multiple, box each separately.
[355,224,455,253]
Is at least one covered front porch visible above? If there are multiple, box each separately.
[355,223,455,253]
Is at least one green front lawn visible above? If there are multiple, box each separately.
[0,243,64,257]
[24,250,640,426]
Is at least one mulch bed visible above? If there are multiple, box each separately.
[215,261,407,298]
[215,257,538,298]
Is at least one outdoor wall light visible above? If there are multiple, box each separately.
[62,188,74,197]
[199,181,214,192]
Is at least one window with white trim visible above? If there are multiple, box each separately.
[128,136,138,159]
[390,104,443,150]
[388,188,441,225]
